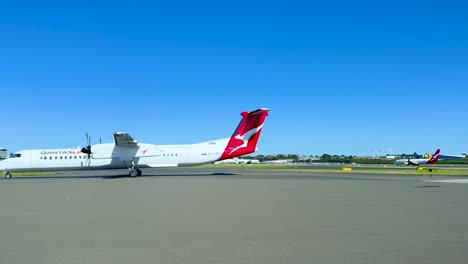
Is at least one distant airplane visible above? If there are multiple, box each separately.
[394,149,440,166]
[1,108,270,178]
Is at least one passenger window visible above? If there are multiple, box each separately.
[55,156,58,159]
[60,156,63,159]
[74,156,77,159]
[65,156,67,159]
[49,156,52,160]
[69,156,72,159]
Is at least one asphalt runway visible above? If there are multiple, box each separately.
[1,168,468,264]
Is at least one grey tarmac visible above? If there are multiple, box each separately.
[1,168,468,264]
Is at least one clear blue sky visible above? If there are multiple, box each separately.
[1,1,467,156]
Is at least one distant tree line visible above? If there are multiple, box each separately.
[437,158,468,164]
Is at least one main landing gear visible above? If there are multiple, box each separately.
[124,161,142,177]
[129,168,142,177]
[4,171,12,179]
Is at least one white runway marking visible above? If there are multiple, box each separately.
[425,179,468,184]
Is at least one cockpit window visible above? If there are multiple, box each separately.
[9,153,21,158]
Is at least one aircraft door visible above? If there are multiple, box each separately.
[30,151,38,168]
[183,147,191,164]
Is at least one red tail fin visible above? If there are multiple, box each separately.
[219,108,270,160]
[428,149,440,164]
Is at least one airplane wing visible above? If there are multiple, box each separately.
[113,132,139,147]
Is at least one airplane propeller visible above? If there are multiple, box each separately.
[81,133,92,158]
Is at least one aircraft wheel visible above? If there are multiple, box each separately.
[129,170,138,177]
[5,172,12,179]
[136,169,142,176]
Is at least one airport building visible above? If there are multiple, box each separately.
[264,159,294,164]
[215,157,260,164]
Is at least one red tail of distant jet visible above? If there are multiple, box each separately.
[219,108,270,160]
[427,149,440,164]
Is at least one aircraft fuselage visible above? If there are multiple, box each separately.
[0,138,230,172]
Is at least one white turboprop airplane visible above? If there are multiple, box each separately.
[1,108,270,178]
[394,149,440,166]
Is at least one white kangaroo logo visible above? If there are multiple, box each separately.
[229,124,263,155]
